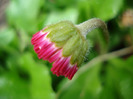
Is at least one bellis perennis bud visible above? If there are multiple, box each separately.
[31,18,109,80]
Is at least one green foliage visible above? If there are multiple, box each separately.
[0,0,133,99]
[57,56,133,99]
[57,64,102,99]
[19,53,55,99]
[77,0,123,22]
[6,0,45,33]
[0,28,15,47]
[0,72,30,99]
[44,8,79,25]
[100,56,133,99]
[0,53,55,99]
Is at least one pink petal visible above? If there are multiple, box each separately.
[48,49,62,63]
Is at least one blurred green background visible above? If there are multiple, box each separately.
[0,0,133,99]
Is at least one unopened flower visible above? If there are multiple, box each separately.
[31,18,109,80]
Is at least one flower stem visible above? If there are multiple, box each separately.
[76,18,109,38]
[76,18,109,54]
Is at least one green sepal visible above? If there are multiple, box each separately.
[55,41,67,48]
[70,37,83,64]
[43,21,69,32]
[43,21,89,66]
[44,21,78,47]
[50,28,76,43]
[62,34,80,57]
[77,41,88,66]
[44,21,75,37]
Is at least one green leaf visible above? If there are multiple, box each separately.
[0,72,30,99]
[110,56,133,74]
[0,53,55,99]
[19,53,55,99]
[44,7,79,26]
[102,56,133,99]
[6,0,45,33]
[57,63,102,99]
[0,28,14,47]
[55,0,77,7]
[78,0,123,21]
[99,64,121,99]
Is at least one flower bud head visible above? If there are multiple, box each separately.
[31,21,89,80]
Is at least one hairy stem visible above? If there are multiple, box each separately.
[79,46,133,75]
[76,18,109,54]
[76,18,109,42]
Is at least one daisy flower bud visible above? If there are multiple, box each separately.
[31,18,109,80]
